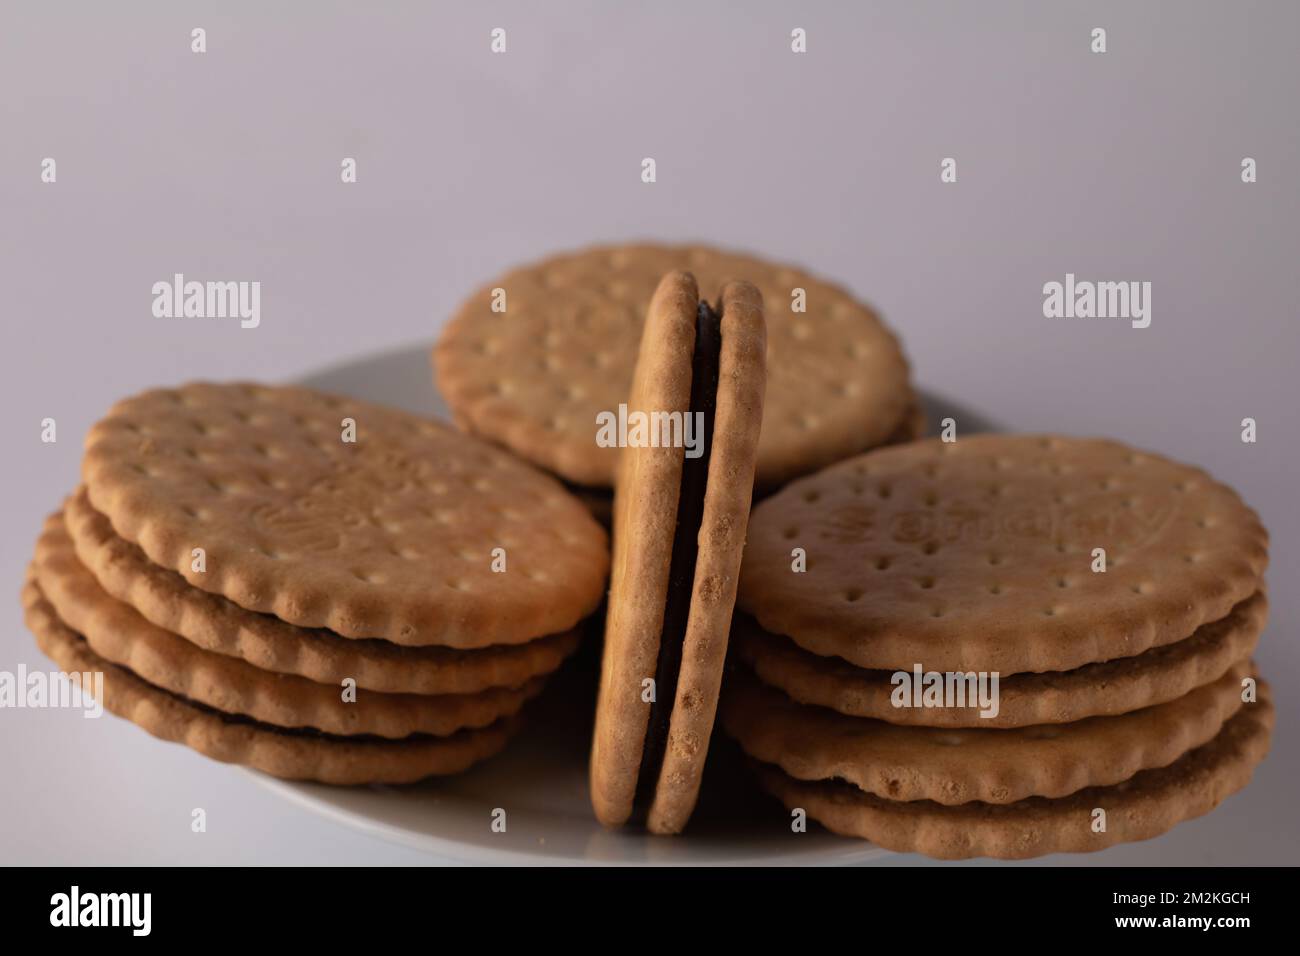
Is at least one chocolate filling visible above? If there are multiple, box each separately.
[632,299,722,820]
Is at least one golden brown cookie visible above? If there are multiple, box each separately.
[32,515,546,738]
[81,382,609,647]
[722,664,1251,804]
[739,435,1268,674]
[434,243,909,490]
[731,591,1266,727]
[590,272,766,834]
[753,685,1274,859]
[64,486,580,694]
[23,579,519,784]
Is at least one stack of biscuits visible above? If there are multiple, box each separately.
[24,383,609,783]
[721,435,1273,858]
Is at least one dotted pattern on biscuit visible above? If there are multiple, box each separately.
[740,435,1269,674]
[81,382,609,647]
[434,243,911,489]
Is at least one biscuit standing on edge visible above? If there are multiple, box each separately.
[590,271,767,834]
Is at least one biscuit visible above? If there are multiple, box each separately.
[739,435,1268,674]
[753,686,1274,859]
[590,272,766,834]
[32,515,545,738]
[23,579,518,784]
[64,486,580,695]
[722,664,1251,804]
[731,591,1266,728]
[81,382,609,646]
[434,243,909,490]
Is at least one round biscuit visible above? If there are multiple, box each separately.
[81,382,609,647]
[434,243,909,489]
[740,435,1268,673]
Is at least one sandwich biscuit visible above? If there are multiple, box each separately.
[590,272,766,834]
[64,486,580,695]
[33,513,546,739]
[23,577,520,785]
[731,591,1265,728]
[752,687,1273,860]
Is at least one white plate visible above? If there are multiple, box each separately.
[252,344,993,865]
